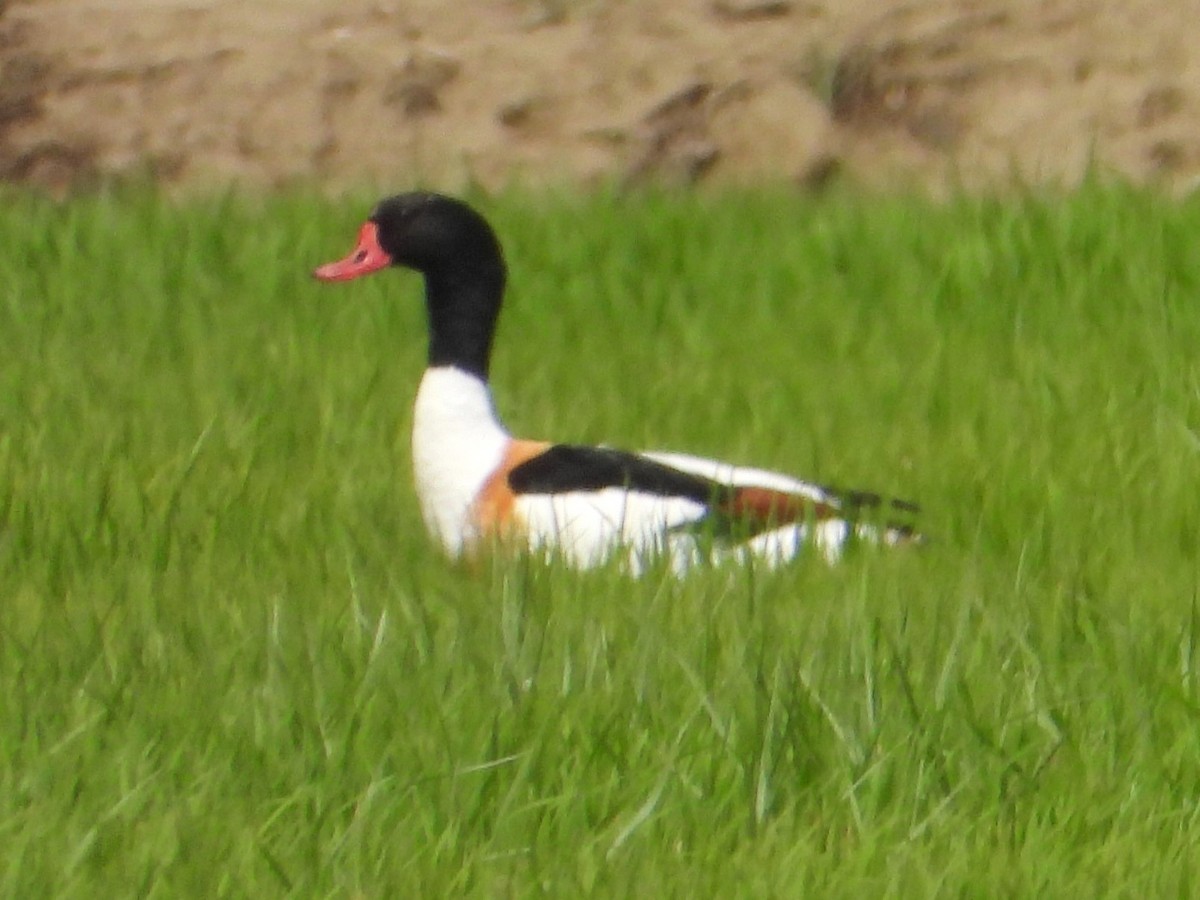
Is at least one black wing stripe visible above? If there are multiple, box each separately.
[507,444,720,502]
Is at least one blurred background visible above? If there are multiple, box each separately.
[2,0,1199,193]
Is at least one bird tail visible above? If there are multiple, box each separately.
[827,486,924,549]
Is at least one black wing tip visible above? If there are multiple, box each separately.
[824,485,920,516]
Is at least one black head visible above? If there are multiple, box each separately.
[314,192,508,380]
[313,192,505,283]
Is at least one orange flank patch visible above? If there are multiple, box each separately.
[721,486,838,530]
[472,438,552,537]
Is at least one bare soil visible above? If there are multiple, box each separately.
[3,0,1200,193]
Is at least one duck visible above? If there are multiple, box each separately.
[313,192,918,573]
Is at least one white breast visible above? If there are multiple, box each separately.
[411,367,509,556]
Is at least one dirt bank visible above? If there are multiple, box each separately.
[3,0,1199,193]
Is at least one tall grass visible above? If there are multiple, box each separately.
[1,180,1198,895]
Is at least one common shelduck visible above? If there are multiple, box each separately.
[314,192,918,573]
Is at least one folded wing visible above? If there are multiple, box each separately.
[504,444,918,570]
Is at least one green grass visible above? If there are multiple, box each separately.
[2,179,1200,896]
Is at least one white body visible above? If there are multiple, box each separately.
[411,367,862,573]
[411,367,509,556]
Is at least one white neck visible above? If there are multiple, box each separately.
[411,366,510,556]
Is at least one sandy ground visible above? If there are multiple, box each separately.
[2,0,1200,193]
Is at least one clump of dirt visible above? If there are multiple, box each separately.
[0,10,94,190]
[2,0,1199,194]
